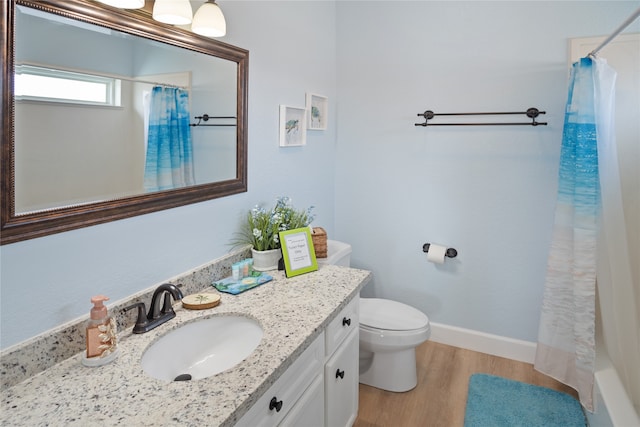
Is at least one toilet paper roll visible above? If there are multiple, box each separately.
[426,244,447,264]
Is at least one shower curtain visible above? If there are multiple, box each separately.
[535,57,633,412]
[144,86,195,192]
[593,56,640,413]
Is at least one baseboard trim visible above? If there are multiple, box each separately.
[429,322,537,364]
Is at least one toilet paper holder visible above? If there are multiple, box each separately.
[422,243,458,258]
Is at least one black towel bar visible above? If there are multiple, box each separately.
[415,107,547,127]
[190,114,237,127]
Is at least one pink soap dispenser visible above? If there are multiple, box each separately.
[81,295,119,367]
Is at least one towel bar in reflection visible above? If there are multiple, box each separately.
[190,114,237,127]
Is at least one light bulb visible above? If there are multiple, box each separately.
[192,0,226,38]
[152,0,193,25]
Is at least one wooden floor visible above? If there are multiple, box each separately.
[354,341,578,427]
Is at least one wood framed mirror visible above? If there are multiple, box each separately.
[1,0,248,244]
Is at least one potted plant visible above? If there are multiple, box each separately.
[234,197,315,271]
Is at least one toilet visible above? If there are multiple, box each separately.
[319,240,431,392]
[358,298,430,392]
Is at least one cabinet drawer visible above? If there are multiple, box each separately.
[325,297,359,357]
[236,333,324,427]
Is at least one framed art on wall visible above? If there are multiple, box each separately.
[279,227,318,277]
[279,105,307,147]
[306,93,328,130]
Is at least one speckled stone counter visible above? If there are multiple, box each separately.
[0,265,371,426]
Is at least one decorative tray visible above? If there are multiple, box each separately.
[212,273,273,295]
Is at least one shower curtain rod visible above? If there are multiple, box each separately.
[125,77,187,89]
[82,68,188,89]
[589,6,640,57]
[19,61,189,89]
[69,69,188,90]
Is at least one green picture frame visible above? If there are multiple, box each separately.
[279,227,318,278]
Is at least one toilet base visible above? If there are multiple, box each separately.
[359,347,418,392]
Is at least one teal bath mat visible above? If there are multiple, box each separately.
[464,374,586,427]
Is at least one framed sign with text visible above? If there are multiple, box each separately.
[279,227,318,277]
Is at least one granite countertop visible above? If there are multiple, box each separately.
[1,265,371,427]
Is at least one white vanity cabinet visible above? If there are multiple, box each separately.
[324,297,360,427]
[236,297,360,427]
[236,333,325,427]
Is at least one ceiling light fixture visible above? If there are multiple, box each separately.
[95,0,144,9]
[152,0,193,26]
[191,0,227,38]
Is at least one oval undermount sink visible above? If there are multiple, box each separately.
[141,315,263,381]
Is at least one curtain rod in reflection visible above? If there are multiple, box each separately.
[138,81,187,89]
[18,61,190,89]
[100,74,188,89]
[414,108,547,127]
[190,114,237,127]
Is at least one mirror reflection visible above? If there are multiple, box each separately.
[14,5,238,214]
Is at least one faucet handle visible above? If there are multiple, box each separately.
[123,302,149,334]
[160,293,175,316]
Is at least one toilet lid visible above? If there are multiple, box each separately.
[360,298,429,331]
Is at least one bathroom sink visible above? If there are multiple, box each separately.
[141,315,263,381]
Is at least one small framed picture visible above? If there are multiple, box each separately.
[279,105,307,147]
[306,93,328,130]
[279,227,318,278]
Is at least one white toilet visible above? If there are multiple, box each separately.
[319,240,431,393]
[359,298,430,392]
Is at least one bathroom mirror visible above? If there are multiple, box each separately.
[1,0,248,244]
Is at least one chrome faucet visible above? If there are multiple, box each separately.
[124,283,184,334]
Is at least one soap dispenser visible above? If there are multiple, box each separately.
[81,295,118,367]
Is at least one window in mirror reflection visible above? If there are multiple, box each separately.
[15,64,121,106]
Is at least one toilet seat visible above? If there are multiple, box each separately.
[360,298,429,331]
[360,322,430,336]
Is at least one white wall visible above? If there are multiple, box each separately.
[0,1,337,350]
[335,1,640,343]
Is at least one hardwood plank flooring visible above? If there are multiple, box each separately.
[354,341,578,427]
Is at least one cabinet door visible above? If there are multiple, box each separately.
[325,328,359,427]
[280,375,324,427]
[236,334,324,427]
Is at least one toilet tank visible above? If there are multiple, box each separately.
[317,240,352,267]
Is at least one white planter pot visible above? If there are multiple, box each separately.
[251,248,282,271]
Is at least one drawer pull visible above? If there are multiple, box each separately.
[269,397,283,412]
[342,317,351,327]
[336,369,345,379]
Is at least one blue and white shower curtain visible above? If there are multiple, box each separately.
[535,57,617,411]
[144,86,195,192]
